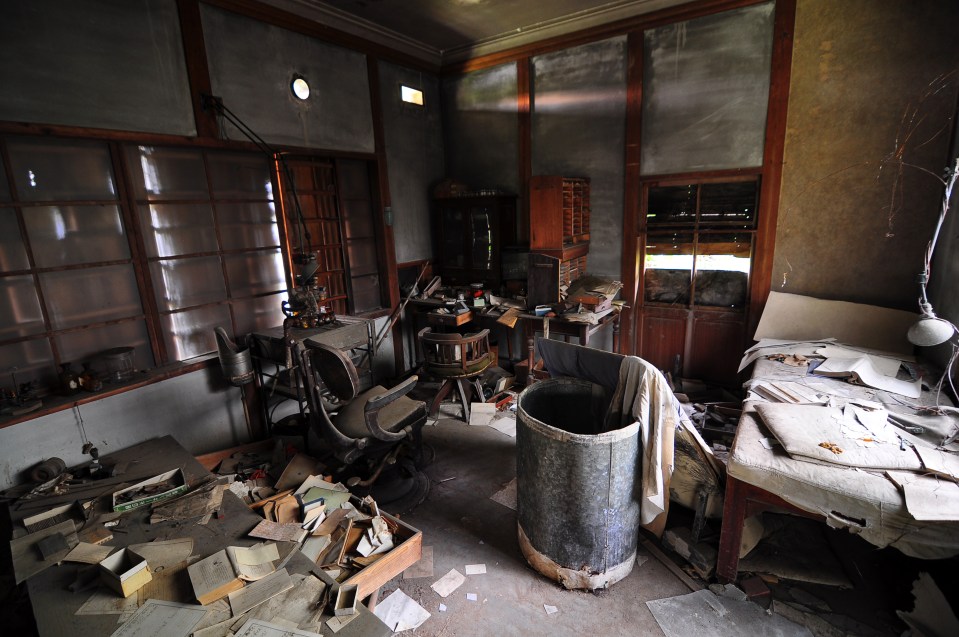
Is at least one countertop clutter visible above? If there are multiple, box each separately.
[4,436,421,637]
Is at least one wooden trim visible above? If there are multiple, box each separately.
[443,0,772,75]
[200,0,439,73]
[176,0,219,139]
[640,167,763,185]
[517,57,532,244]
[620,31,644,355]
[747,0,796,339]
[0,357,218,430]
[366,57,405,374]
[0,120,377,161]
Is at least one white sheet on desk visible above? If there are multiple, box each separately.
[886,471,959,521]
[728,412,959,558]
[755,403,921,471]
[738,340,830,373]
[816,346,905,377]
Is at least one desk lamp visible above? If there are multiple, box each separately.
[906,157,959,347]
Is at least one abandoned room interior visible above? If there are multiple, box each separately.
[1,0,958,635]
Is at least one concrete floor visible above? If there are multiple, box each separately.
[377,416,692,637]
[376,412,959,637]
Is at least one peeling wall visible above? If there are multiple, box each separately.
[773,0,959,309]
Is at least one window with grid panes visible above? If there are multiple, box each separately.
[0,137,154,387]
[643,179,759,309]
[280,158,383,316]
[124,145,287,361]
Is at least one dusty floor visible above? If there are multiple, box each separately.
[376,414,959,637]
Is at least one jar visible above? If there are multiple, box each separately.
[100,346,135,383]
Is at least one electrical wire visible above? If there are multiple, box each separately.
[203,97,313,258]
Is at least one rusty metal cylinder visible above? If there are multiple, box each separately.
[516,378,640,590]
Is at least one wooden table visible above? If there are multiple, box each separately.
[9,436,407,637]
[521,309,622,373]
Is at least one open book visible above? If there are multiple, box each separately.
[187,543,279,605]
[813,356,920,399]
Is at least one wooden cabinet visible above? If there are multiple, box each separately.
[432,194,516,286]
[529,176,590,287]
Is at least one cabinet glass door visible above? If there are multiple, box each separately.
[470,207,493,272]
[441,208,465,268]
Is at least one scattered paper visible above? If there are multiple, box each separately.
[758,438,775,450]
[488,415,517,437]
[816,345,904,377]
[373,589,431,632]
[128,538,194,571]
[469,402,497,427]
[466,593,477,601]
[64,542,115,565]
[431,569,466,597]
[812,356,920,399]
[544,604,558,615]
[109,599,207,637]
[248,520,307,543]
[235,618,323,636]
[326,613,359,633]
[490,479,517,511]
[403,545,434,579]
[76,587,139,615]
[228,568,294,616]
[464,564,486,575]
[227,543,279,581]
[438,604,447,612]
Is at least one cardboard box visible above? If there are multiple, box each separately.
[112,468,188,512]
[99,549,152,597]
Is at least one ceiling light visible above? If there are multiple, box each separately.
[401,85,424,106]
[291,75,310,100]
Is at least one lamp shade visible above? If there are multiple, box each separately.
[907,316,957,347]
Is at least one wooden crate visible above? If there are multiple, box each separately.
[344,510,422,600]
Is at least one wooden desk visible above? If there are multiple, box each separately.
[11,436,407,637]
[522,310,622,371]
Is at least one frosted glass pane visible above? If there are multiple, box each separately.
[350,273,381,314]
[125,145,208,201]
[0,338,55,387]
[0,208,30,271]
[0,274,45,339]
[139,203,218,257]
[7,137,117,201]
[346,238,378,275]
[150,256,226,311]
[207,152,274,199]
[225,250,286,297]
[233,292,287,336]
[161,304,232,360]
[218,202,279,250]
[641,3,774,175]
[40,265,142,329]
[56,319,152,370]
[24,205,129,267]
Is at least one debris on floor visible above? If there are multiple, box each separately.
[489,478,517,511]
[646,589,814,637]
[373,588,431,632]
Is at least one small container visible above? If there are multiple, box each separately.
[100,347,135,383]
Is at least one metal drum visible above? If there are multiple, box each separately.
[516,378,640,590]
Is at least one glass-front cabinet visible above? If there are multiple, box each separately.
[432,194,516,287]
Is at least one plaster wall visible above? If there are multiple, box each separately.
[772,0,959,309]
[531,36,628,279]
[0,367,247,490]
[379,62,446,264]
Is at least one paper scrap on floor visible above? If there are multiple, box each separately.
[544,604,558,615]
[490,478,517,511]
[646,589,813,637]
[469,402,497,427]
[465,563,486,575]
[234,618,323,636]
[488,414,517,437]
[403,545,434,579]
[431,569,466,597]
[109,599,207,637]
[373,589,431,632]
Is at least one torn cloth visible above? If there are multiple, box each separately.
[606,356,683,536]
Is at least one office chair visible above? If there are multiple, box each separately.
[297,339,429,506]
[418,327,494,421]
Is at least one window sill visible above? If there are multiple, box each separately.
[0,355,218,430]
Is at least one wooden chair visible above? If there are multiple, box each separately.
[418,327,494,421]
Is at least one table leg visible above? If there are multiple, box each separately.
[717,476,749,584]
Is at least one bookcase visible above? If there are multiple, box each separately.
[432,194,517,287]
[529,176,590,286]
